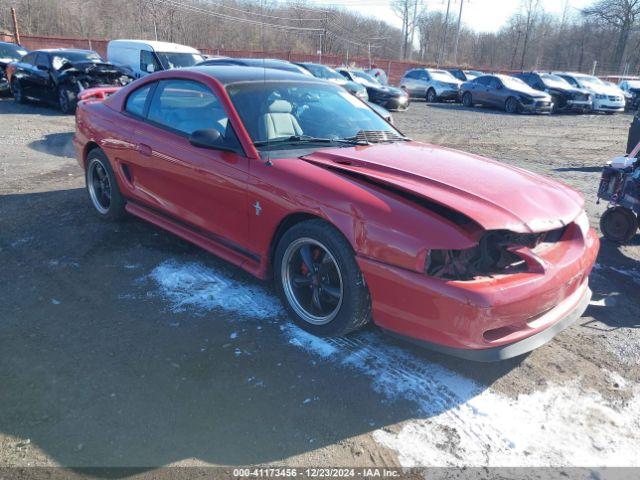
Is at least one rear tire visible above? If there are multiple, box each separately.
[274,219,371,337]
[11,79,25,104]
[426,88,437,103]
[600,207,638,244]
[58,86,77,114]
[86,149,126,221]
[462,92,473,107]
[505,96,520,114]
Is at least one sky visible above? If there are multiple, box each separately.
[311,0,595,33]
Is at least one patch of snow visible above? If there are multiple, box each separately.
[148,260,282,318]
[143,259,640,467]
[230,332,238,339]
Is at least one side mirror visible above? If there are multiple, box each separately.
[146,64,156,73]
[37,64,49,71]
[189,129,234,152]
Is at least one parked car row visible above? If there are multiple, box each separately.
[399,66,629,115]
[1,37,635,118]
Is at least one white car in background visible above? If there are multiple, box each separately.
[400,68,462,103]
[554,72,625,114]
[107,39,204,78]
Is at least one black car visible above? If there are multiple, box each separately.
[619,80,640,110]
[460,74,553,114]
[446,68,484,82]
[8,48,133,113]
[0,41,28,94]
[512,72,592,113]
[294,62,369,101]
[336,68,410,111]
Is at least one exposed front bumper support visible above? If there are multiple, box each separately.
[385,285,592,362]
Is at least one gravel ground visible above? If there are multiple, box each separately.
[1,96,639,474]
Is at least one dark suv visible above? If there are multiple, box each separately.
[512,72,592,113]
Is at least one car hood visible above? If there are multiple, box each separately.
[0,57,20,67]
[580,83,621,96]
[508,83,549,98]
[370,84,405,96]
[301,142,584,233]
[60,61,129,75]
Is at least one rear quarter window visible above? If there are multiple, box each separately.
[125,83,153,117]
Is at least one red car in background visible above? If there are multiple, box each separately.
[73,66,599,361]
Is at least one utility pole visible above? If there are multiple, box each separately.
[453,0,465,65]
[591,60,598,76]
[437,0,452,66]
[11,7,21,45]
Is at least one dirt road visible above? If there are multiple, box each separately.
[1,97,639,473]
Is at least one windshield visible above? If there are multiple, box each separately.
[501,76,530,90]
[351,70,380,85]
[226,81,399,147]
[0,43,27,61]
[302,64,344,81]
[540,73,572,88]
[156,52,204,69]
[575,75,604,88]
[51,51,102,70]
[431,70,458,82]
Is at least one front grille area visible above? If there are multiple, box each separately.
[609,95,622,102]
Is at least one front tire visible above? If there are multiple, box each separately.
[11,79,25,104]
[462,92,473,107]
[86,149,126,221]
[505,96,520,114]
[275,219,371,337]
[426,88,437,103]
[600,207,638,244]
[58,86,77,114]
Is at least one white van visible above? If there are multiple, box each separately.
[107,39,204,78]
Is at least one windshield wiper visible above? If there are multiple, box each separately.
[254,135,367,147]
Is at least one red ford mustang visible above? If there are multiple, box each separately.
[73,66,599,361]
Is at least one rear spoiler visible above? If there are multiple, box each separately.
[78,86,121,102]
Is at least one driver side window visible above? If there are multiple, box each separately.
[146,79,241,149]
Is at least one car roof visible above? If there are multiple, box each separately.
[108,39,200,54]
[185,65,325,85]
[29,48,96,55]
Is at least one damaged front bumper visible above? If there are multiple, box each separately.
[357,224,599,361]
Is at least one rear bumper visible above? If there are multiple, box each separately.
[358,226,599,360]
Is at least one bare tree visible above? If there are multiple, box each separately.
[391,0,419,59]
[583,0,640,71]
[519,0,541,69]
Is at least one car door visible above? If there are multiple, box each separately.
[489,77,508,107]
[472,76,490,104]
[32,53,55,103]
[416,70,431,97]
[14,52,38,97]
[400,71,416,96]
[125,79,251,250]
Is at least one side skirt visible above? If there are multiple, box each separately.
[125,200,266,279]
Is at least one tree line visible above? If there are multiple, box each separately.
[1,0,639,76]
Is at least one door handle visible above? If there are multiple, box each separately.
[136,143,152,156]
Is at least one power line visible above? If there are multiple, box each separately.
[151,0,325,33]
[200,0,325,22]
